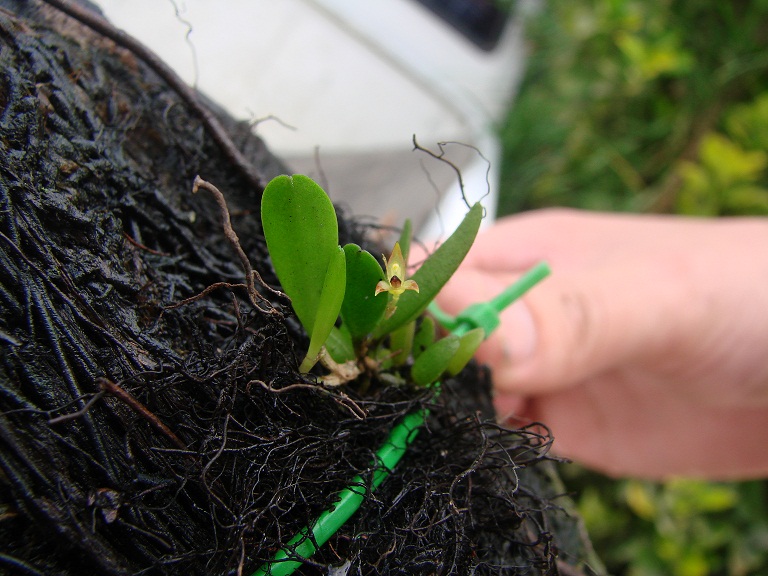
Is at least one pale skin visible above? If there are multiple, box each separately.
[429,208,768,480]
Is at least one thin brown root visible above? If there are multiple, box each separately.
[250,379,367,420]
[411,135,492,211]
[48,390,107,425]
[192,176,284,313]
[164,281,247,310]
[98,377,187,450]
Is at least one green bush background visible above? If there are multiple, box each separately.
[496,1,768,574]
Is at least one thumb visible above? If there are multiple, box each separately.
[438,264,679,396]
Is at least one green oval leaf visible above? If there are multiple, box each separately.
[326,326,355,363]
[340,244,387,341]
[398,218,413,264]
[411,335,460,387]
[373,202,483,338]
[446,327,484,376]
[300,246,346,372]
[261,175,338,334]
[412,316,435,360]
[389,320,415,366]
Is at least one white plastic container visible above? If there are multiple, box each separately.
[96,0,528,238]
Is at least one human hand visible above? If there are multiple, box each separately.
[431,209,768,479]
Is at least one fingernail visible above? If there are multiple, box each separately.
[500,300,537,362]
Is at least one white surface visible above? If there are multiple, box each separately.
[94,0,527,236]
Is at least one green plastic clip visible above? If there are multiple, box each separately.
[428,261,551,338]
[251,262,551,576]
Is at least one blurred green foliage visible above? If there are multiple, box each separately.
[498,0,768,215]
[497,1,768,574]
[564,467,768,576]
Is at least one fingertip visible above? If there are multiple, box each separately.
[479,277,595,395]
[471,299,538,374]
[435,268,509,316]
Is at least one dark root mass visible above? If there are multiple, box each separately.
[0,3,593,575]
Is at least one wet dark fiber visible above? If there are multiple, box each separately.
[0,3,590,575]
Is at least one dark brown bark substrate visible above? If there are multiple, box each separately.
[0,2,594,575]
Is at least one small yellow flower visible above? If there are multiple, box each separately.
[375,241,419,317]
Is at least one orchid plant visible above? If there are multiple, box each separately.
[261,174,484,386]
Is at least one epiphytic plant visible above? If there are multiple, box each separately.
[260,174,484,383]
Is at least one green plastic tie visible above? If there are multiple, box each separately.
[250,409,425,576]
[251,262,551,576]
[428,261,551,337]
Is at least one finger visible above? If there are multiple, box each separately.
[435,267,540,384]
